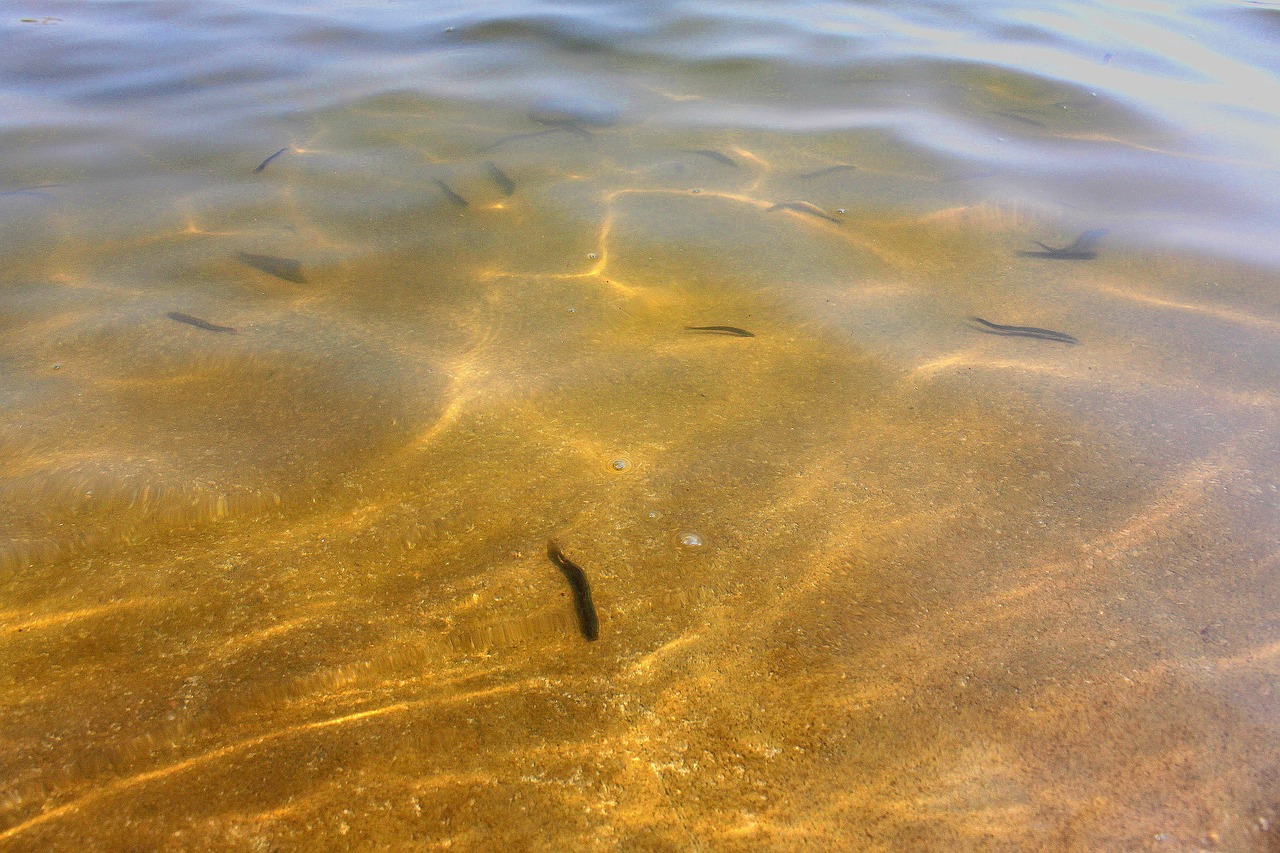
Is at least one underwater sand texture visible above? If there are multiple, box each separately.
[2,97,1279,853]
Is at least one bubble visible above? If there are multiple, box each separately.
[678,532,703,547]
[587,252,599,260]
[605,455,634,474]
[567,307,576,314]
[837,208,846,214]
[690,188,701,194]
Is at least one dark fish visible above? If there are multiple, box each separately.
[680,149,737,167]
[482,128,560,151]
[485,161,515,196]
[992,110,1048,129]
[237,252,306,283]
[527,99,620,129]
[0,184,61,200]
[524,122,593,142]
[526,117,595,141]
[939,170,1000,184]
[556,123,595,142]
[968,316,1078,344]
[434,179,468,208]
[481,117,596,149]
[524,100,617,142]
[685,325,755,337]
[547,541,599,642]
[798,164,857,179]
[767,201,841,224]
[1018,228,1109,260]
[167,311,237,333]
[253,147,288,173]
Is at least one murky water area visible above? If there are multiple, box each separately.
[2,0,1279,849]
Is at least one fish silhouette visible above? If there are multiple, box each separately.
[1019,228,1109,260]
[968,316,1078,344]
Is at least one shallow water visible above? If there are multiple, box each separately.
[2,1,1279,850]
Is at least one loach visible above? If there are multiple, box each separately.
[679,149,737,167]
[167,312,237,333]
[968,316,1078,344]
[685,325,755,337]
[767,200,840,224]
[547,541,599,642]
[253,147,288,173]
[485,162,515,196]
[1019,228,1109,260]
[434,179,468,208]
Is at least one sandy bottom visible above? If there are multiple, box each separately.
[2,115,1279,851]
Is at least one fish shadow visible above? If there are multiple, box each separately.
[238,252,306,284]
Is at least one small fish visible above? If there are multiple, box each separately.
[685,325,755,337]
[0,184,61,200]
[555,123,595,142]
[798,164,857,180]
[485,161,515,196]
[527,101,619,129]
[482,129,560,151]
[237,252,306,283]
[1052,98,1098,112]
[680,149,737,167]
[547,540,599,642]
[1018,228,1109,260]
[485,110,604,149]
[434,179,468,208]
[526,102,615,142]
[253,147,288,173]
[527,117,595,141]
[968,316,1078,344]
[992,110,1048,129]
[167,311,237,333]
[767,200,840,224]
[939,170,1000,184]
